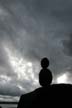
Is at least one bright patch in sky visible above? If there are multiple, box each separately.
[57,73,68,83]
[4,44,38,86]
[0,75,11,84]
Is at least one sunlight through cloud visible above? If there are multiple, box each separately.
[4,44,38,86]
[56,73,68,83]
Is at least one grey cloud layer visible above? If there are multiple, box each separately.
[63,34,72,56]
[0,0,72,97]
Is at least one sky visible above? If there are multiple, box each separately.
[0,0,72,101]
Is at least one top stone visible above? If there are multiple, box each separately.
[41,57,49,68]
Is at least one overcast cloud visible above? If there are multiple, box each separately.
[0,0,72,101]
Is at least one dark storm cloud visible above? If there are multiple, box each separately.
[0,0,72,98]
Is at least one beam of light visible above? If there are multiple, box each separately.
[4,44,38,86]
[56,73,68,83]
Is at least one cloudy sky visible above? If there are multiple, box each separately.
[0,0,72,101]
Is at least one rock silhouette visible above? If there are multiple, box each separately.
[41,57,49,68]
[17,58,72,108]
[39,68,52,86]
[39,57,52,87]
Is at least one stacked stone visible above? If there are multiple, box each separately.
[39,58,53,87]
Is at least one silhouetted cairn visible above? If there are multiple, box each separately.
[39,58,52,87]
[17,58,72,108]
